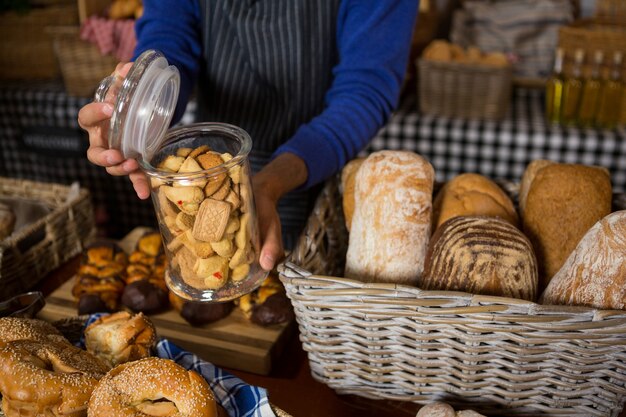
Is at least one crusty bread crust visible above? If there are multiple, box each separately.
[345,151,434,284]
[540,210,626,310]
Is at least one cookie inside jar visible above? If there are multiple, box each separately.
[141,123,267,302]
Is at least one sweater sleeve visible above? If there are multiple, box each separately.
[272,0,419,189]
[133,0,203,123]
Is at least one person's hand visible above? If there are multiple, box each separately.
[251,153,308,271]
[252,181,284,271]
[77,62,151,200]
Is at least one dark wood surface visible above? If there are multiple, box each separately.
[36,257,626,417]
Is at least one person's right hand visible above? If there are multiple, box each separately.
[77,62,151,200]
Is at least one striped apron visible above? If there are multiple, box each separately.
[196,0,341,250]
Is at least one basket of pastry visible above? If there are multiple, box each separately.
[0,313,292,417]
[417,40,513,121]
[0,177,95,300]
[278,151,626,417]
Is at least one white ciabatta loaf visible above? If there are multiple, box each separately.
[421,216,538,301]
[345,151,434,284]
[540,210,626,310]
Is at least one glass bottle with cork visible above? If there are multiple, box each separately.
[595,51,624,129]
[561,49,585,125]
[577,50,604,127]
[545,48,565,124]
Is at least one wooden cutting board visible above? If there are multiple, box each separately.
[38,228,296,375]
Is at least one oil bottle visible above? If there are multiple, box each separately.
[577,50,603,127]
[595,51,624,129]
[561,49,585,125]
[545,48,565,124]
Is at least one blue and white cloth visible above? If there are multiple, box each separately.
[82,314,276,417]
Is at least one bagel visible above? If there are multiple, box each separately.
[88,357,218,417]
[0,317,68,344]
[0,339,108,417]
[84,311,156,368]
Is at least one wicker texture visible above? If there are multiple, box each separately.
[558,21,626,77]
[0,177,95,300]
[0,4,78,80]
[418,59,512,121]
[47,26,118,97]
[279,177,626,417]
[595,0,626,26]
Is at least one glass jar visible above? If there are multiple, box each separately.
[142,124,265,302]
[95,50,267,301]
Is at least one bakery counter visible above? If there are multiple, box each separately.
[369,88,626,193]
[33,256,626,417]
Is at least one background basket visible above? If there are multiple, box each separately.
[0,177,95,300]
[595,0,626,26]
[279,177,626,417]
[558,21,626,78]
[0,3,78,80]
[47,25,117,97]
[418,59,512,121]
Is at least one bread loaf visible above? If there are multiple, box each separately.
[432,173,518,230]
[518,159,555,216]
[340,157,365,231]
[345,151,434,284]
[540,210,626,310]
[421,216,538,301]
[521,163,612,290]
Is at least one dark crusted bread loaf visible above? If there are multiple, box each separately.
[421,216,538,301]
[521,163,612,290]
[540,210,626,310]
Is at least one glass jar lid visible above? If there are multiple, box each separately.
[95,49,180,162]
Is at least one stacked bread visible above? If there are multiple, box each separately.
[423,40,509,68]
[0,315,218,417]
[121,231,169,314]
[72,242,128,315]
[341,154,623,310]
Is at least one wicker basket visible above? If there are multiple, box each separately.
[47,25,118,97]
[0,177,95,300]
[558,20,626,79]
[279,177,626,417]
[0,4,78,80]
[595,0,626,27]
[418,59,513,121]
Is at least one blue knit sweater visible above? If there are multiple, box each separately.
[134,0,418,189]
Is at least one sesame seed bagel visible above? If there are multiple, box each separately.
[0,317,69,344]
[88,357,218,417]
[0,339,108,417]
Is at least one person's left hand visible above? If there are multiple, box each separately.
[252,179,284,271]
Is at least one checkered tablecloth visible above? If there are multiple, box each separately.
[369,88,626,192]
